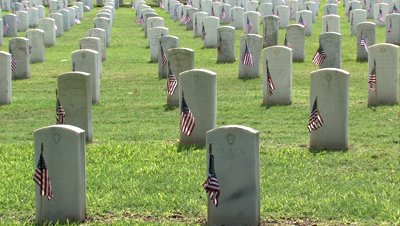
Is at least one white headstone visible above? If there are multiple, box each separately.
[193,12,208,37]
[296,10,312,36]
[276,5,289,28]
[202,16,220,48]
[317,32,341,69]
[57,72,93,142]
[260,3,274,18]
[385,14,400,45]
[285,24,305,62]
[205,125,260,226]
[310,68,349,150]
[238,34,262,79]
[243,11,260,34]
[60,9,71,31]
[94,17,111,47]
[146,16,164,38]
[262,15,279,47]
[322,14,340,33]
[49,13,63,37]
[231,6,244,29]
[356,22,375,61]
[79,37,104,62]
[148,26,169,62]
[374,3,389,26]
[9,37,30,79]
[158,35,179,79]
[26,29,45,63]
[217,26,235,63]
[0,51,12,105]
[17,11,29,32]
[28,7,39,28]
[34,125,86,224]
[179,69,216,146]
[3,14,18,37]
[38,18,57,47]
[350,9,367,35]
[323,3,338,15]
[87,28,107,63]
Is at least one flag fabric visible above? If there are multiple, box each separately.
[183,11,191,25]
[33,145,53,200]
[55,89,65,124]
[393,4,399,13]
[378,8,385,22]
[387,19,392,34]
[360,34,368,52]
[220,6,226,19]
[242,42,254,66]
[203,151,220,207]
[312,46,327,66]
[201,23,206,40]
[3,20,9,34]
[266,61,275,96]
[11,54,17,72]
[180,10,185,23]
[298,15,306,27]
[246,16,253,33]
[180,93,195,136]
[307,97,324,132]
[284,34,292,48]
[84,4,90,10]
[160,44,167,67]
[137,14,144,25]
[166,65,177,95]
[368,61,376,91]
[75,17,81,25]
[217,35,223,55]
[159,0,164,8]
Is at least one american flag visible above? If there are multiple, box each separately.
[393,4,399,13]
[298,15,306,27]
[201,23,206,40]
[180,93,195,136]
[220,6,226,19]
[368,60,376,91]
[3,20,9,34]
[55,89,65,124]
[387,19,392,34]
[246,16,253,33]
[266,61,275,96]
[137,14,144,25]
[33,144,53,200]
[325,22,329,32]
[11,54,17,72]
[202,146,220,207]
[84,4,90,10]
[284,34,292,48]
[217,35,223,55]
[347,5,352,19]
[378,8,385,22]
[75,17,81,25]
[360,34,368,52]
[160,44,167,67]
[243,42,254,66]
[159,0,164,8]
[166,65,177,95]
[180,10,185,23]
[307,97,324,132]
[183,11,191,25]
[312,46,327,66]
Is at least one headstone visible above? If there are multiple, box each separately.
[374,3,389,26]
[243,11,260,34]
[296,10,312,36]
[3,14,18,37]
[288,0,298,19]
[60,9,71,31]
[148,26,169,62]
[9,37,30,79]
[179,69,216,146]
[143,12,158,34]
[346,1,361,21]
[217,26,235,63]
[303,1,317,22]
[230,6,244,29]
[28,7,39,28]
[202,16,220,48]
[263,46,292,105]
[66,8,76,28]
[75,3,84,19]
[17,11,29,32]
[0,51,12,105]
[276,5,289,28]
[350,9,367,35]
[246,0,259,12]
[385,14,400,45]
[0,19,3,46]
[158,35,179,79]
[49,13,63,37]
[87,28,107,63]
[166,48,194,107]
[72,49,101,104]
[94,17,111,47]
[26,29,45,63]
[193,12,208,37]
[316,32,341,69]
[219,4,231,24]
[146,16,164,38]
[202,0,213,15]
[323,3,338,15]
[34,125,86,224]
[260,3,274,18]
[309,69,349,150]
[37,5,45,19]
[322,14,340,33]
[368,43,399,106]
[205,125,260,226]
[11,2,23,14]
[238,34,262,79]
[57,72,93,142]
[38,18,57,47]
[185,8,199,31]
[79,37,104,62]
[366,0,377,18]
[48,0,59,12]
[262,15,279,47]
[83,0,91,11]
[356,22,375,61]
[285,24,305,62]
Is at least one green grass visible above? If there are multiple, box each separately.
[0,3,399,225]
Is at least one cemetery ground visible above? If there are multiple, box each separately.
[0,3,399,225]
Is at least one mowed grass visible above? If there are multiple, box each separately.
[0,2,399,225]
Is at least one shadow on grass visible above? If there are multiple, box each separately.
[164,104,178,111]
[177,143,205,153]
[309,148,348,154]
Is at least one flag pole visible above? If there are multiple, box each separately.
[39,143,43,224]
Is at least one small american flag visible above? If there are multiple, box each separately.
[368,60,376,91]
[11,54,17,72]
[3,20,9,34]
[180,10,185,23]
[298,15,306,27]
[84,4,90,10]
[55,89,65,124]
[387,19,392,34]
[33,144,53,200]
[220,7,226,19]
[160,44,167,67]
[284,34,292,48]
[180,93,195,136]
[308,97,324,132]
[393,4,399,13]
[246,16,253,33]
[266,61,275,96]
[201,23,207,40]
[312,46,327,66]
[360,34,368,52]
[137,14,144,25]
[203,145,220,207]
[75,17,81,25]
[166,65,177,95]
[183,11,191,25]
[159,0,164,8]
[217,35,223,55]
[243,42,254,66]
[378,8,385,22]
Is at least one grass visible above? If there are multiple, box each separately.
[0,2,399,225]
